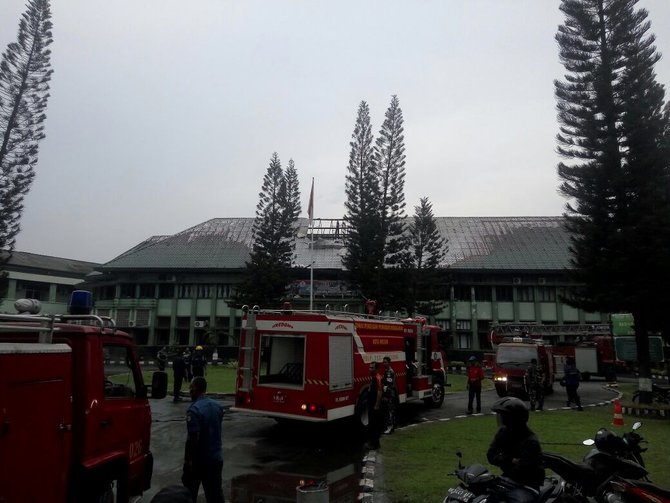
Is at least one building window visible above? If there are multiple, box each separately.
[96,285,116,300]
[495,286,513,302]
[516,286,534,302]
[97,309,111,317]
[120,284,135,298]
[177,284,193,299]
[456,320,471,330]
[197,284,211,299]
[116,309,130,326]
[136,309,150,326]
[138,284,155,298]
[55,284,73,303]
[216,284,233,299]
[453,286,471,301]
[16,280,50,301]
[537,287,556,302]
[158,284,174,298]
[474,286,492,301]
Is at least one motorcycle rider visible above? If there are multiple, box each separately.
[487,397,545,503]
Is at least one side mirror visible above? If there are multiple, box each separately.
[583,439,595,446]
[632,421,642,430]
[150,370,168,399]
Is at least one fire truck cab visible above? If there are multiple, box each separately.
[493,337,555,398]
[0,291,167,503]
[233,305,448,426]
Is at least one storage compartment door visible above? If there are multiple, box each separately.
[329,335,353,391]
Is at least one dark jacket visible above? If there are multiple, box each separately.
[487,425,545,489]
[564,363,581,386]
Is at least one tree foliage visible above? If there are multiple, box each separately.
[0,0,53,283]
[343,97,414,312]
[343,101,383,302]
[230,153,300,308]
[555,0,670,399]
[407,197,447,317]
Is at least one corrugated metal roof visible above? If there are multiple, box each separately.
[102,216,571,272]
[3,251,99,277]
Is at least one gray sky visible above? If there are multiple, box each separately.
[2,1,670,263]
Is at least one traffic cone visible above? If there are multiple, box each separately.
[612,399,624,427]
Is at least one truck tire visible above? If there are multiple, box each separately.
[581,372,591,381]
[423,380,444,408]
[151,370,168,399]
[495,385,507,398]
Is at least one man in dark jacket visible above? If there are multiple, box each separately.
[173,350,187,402]
[192,346,206,377]
[487,397,545,503]
[564,356,583,411]
[182,377,224,502]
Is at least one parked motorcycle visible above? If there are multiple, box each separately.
[443,451,564,503]
[543,422,669,503]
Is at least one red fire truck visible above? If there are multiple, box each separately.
[492,336,556,398]
[233,305,448,425]
[490,322,624,381]
[0,291,167,503]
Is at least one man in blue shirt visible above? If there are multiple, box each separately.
[182,376,224,502]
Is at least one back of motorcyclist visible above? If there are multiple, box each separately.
[487,397,545,503]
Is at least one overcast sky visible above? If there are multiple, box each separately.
[2,1,670,263]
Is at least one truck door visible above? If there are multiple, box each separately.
[97,343,151,494]
[0,345,72,503]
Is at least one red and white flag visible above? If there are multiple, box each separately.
[307,177,314,225]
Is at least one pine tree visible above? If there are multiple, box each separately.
[231,153,300,308]
[555,0,670,402]
[0,0,53,285]
[407,197,447,317]
[343,101,383,303]
[374,95,412,311]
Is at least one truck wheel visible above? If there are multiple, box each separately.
[495,386,507,398]
[423,381,444,408]
[581,372,591,381]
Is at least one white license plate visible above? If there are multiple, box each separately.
[447,486,475,502]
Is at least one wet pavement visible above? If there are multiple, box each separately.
[143,380,620,502]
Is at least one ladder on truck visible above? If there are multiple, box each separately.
[490,322,610,345]
[0,313,117,343]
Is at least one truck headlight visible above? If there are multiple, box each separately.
[494,376,507,382]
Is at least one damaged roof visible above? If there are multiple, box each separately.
[101,216,571,272]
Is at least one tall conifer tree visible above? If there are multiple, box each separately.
[556,0,670,401]
[374,96,411,310]
[231,153,300,308]
[407,197,447,317]
[343,101,383,303]
[0,0,53,291]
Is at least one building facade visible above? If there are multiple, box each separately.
[81,216,605,351]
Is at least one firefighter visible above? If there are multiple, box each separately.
[183,347,193,381]
[381,356,397,434]
[526,358,544,411]
[466,355,485,414]
[366,361,384,450]
[192,345,206,377]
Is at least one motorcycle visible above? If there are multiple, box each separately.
[443,451,564,503]
[543,422,670,503]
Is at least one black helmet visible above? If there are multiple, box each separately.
[491,397,529,427]
[594,428,622,454]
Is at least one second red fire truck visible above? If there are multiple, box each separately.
[233,304,449,426]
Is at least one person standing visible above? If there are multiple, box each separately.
[526,358,545,411]
[183,347,193,382]
[466,355,485,414]
[381,356,397,434]
[173,350,187,402]
[563,356,583,411]
[157,346,168,371]
[192,346,206,378]
[366,361,384,450]
[182,376,225,503]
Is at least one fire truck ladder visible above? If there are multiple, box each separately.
[491,322,610,341]
[238,307,258,392]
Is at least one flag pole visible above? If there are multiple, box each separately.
[308,178,315,311]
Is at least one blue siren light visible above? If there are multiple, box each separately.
[69,290,93,315]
